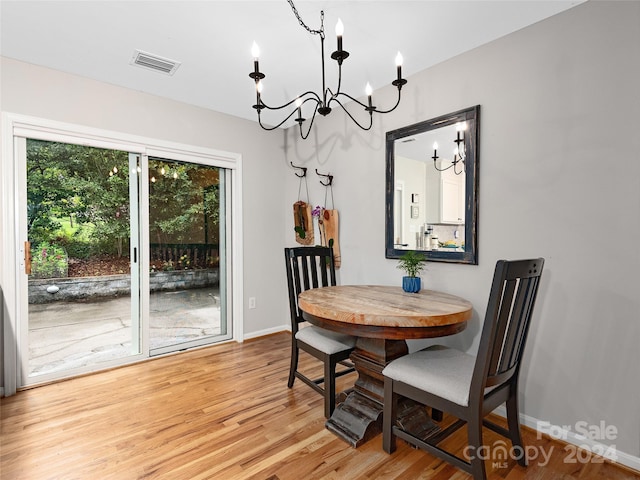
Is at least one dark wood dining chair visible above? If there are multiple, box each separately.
[382,258,545,480]
[284,246,356,418]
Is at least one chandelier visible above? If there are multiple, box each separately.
[249,0,407,139]
[431,122,467,175]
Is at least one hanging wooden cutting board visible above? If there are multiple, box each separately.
[319,209,341,268]
[293,201,314,245]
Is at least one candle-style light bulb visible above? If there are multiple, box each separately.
[365,82,373,108]
[251,41,261,77]
[433,142,438,150]
[395,52,403,82]
[256,80,263,94]
[336,19,344,51]
[295,97,302,116]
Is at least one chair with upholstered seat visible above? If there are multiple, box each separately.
[382,258,545,480]
[285,246,356,418]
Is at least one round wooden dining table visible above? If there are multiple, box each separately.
[298,285,472,447]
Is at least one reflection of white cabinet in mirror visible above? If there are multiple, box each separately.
[438,167,465,224]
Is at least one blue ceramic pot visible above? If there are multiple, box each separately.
[402,276,421,293]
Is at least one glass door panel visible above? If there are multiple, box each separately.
[24,140,140,381]
[148,157,229,355]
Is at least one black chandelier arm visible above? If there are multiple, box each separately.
[331,90,365,108]
[298,102,320,140]
[372,88,403,114]
[258,91,321,112]
[257,107,300,131]
[329,97,373,131]
[333,62,344,99]
[328,85,403,115]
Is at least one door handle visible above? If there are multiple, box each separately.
[25,241,32,275]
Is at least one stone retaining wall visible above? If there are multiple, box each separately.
[29,268,219,304]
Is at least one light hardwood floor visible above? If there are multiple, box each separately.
[1,332,637,479]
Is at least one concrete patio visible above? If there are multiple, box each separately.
[28,287,222,377]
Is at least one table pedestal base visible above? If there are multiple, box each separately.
[325,337,439,447]
[326,392,383,447]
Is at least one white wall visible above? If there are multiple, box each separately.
[283,0,640,465]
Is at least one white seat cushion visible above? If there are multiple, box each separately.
[296,325,356,355]
[382,345,476,407]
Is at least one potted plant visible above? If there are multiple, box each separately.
[396,250,427,293]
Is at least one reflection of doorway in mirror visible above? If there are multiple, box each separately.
[394,182,405,246]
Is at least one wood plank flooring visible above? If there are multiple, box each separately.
[1,332,638,479]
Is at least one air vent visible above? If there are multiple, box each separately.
[131,50,181,75]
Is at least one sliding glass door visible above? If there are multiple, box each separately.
[22,140,141,382]
[12,131,234,387]
[147,157,229,355]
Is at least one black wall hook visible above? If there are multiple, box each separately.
[315,169,333,186]
[290,162,307,178]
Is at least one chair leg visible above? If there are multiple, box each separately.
[288,340,299,388]
[382,377,397,453]
[468,413,487,480]
[324,356,336,419]
[506,386,527,467]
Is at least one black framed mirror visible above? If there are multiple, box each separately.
[385,105,479,264]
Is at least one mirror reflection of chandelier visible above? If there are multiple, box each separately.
[431,122,467,175]
[249,0,407,139]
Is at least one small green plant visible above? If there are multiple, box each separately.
[396,250,427,278]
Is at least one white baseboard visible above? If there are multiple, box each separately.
[242,324,289,341]
[493,406,640,473]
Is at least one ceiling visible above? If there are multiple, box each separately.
[1,1,583,129]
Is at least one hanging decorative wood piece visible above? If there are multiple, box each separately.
[292,164,314,245]
[318,208,340,268]
[293,200,314,245]
[315,169,340,267]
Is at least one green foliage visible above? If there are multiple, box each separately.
[148,159,220,246]
[31,242,68,279]
[27,140,131,256]
[26,141,221,265]
[396,250,427,278]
